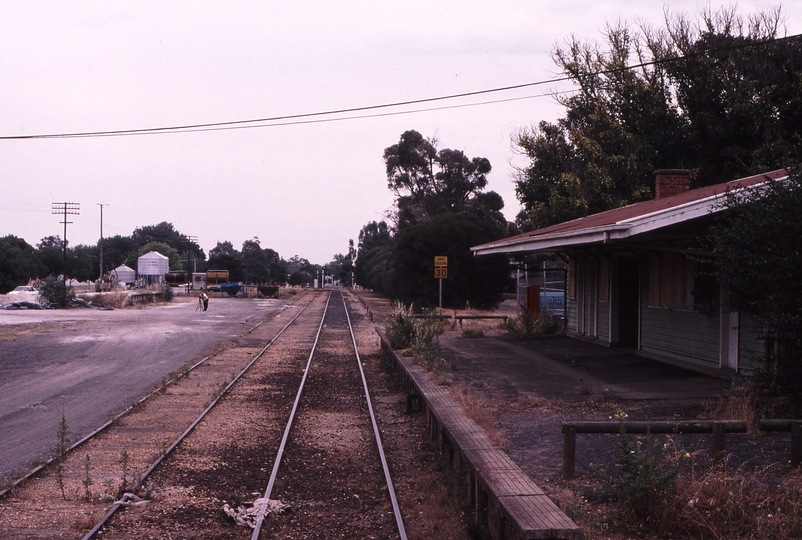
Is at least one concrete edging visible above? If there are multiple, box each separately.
[377,329,580,540]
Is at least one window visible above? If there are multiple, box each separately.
[649,251,714,311]
[648,252,686,309]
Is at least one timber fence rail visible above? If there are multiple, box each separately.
[561,420,747,480]
[758,419,802,467]
[408,313,510,325]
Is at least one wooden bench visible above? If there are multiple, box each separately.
[379,330,580,540]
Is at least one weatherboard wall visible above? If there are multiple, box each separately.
[639,262,721,370]
[597,300,610,342]
[566,298,578,334]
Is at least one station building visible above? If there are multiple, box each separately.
[472,168,790,376]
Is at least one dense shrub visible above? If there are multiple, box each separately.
[38,275,75,308]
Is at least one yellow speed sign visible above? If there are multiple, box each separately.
[434,267,448,279]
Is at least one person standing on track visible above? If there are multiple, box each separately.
[199,291,209,311]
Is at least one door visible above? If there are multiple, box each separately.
[616,256,640,348]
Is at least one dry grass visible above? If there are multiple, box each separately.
[71,511,99,532]
[704,393,761,432]
[560,454,802,539]
[667,465,802,539]
[450,384,509,450]
[77,291,128,309]
[460,326,485,339]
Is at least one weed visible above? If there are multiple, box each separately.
[411,334,448,375]
[501,303,562,336]
[102,478,115,495]
[385,302,415,349]
[119,450,131,495]
[82,454,94,500]
[591,416,686,526]
[54,414,70,500]
[578,378,597,396]
[39,275,76,308]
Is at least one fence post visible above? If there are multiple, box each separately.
[563,425,576,480]
[712,422,725,464]
[792,421,802,468]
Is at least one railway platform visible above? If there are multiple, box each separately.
[362,293,737,540]
[380,331,581,540]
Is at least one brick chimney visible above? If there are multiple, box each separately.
[653,169,691,199]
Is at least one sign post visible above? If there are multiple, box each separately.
[434,256,448,311]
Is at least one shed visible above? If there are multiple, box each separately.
[137,251,169,285]
[111,265,136,285]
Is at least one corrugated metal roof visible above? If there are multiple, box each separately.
[473,169,788,254]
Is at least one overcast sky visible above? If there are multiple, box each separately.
[2,2,799,265]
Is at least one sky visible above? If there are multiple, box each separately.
[2,2,800,265]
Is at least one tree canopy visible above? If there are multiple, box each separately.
[134,221,205,262]
[384,130,503,229]
[0,235,45,293]
[514,6,802,230]
[704,172,802,391]
[0,223,297,292]
[388,212,509,309]
[354,130,511,308]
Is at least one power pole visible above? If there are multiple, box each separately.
[186,235,198,284]
[97,203,107,284]
[52,202,80,287]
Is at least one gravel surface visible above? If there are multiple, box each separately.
[0,294,281,484]
[0,290,472,539]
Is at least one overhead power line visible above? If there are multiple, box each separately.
[1,32,799,141]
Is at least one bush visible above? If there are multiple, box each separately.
[162,283,174,302]
[385,302,415,349]
[502,304,562,336]
[592,415,686,525]
[38,275,76,308]
[385,303,449,373]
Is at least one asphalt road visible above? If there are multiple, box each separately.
[0,295,283,484]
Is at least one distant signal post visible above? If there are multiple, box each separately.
[435,256,448,310]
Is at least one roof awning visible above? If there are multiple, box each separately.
[471,171,788,256]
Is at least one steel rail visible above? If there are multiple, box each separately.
[341,291,408,540]
[250,290,333,538]
[81,292,320,540]
[250,289,407,540]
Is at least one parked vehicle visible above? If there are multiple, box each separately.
[8,286,37,295]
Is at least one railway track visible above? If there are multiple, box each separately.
[87,289,406,539]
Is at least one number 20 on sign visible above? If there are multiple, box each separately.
[434,267,448,279]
